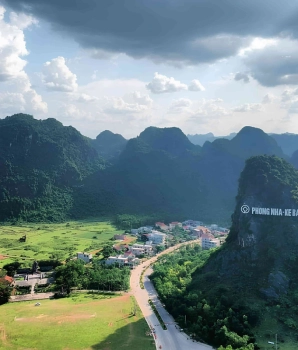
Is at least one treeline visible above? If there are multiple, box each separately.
[150,245,257,350]
[113,213,177,230]
[55,260,130,294]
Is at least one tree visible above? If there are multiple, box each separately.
[0,280,12,305]
[101,245,114,259]
[156,245,165,253]
[3,262,21,277]
[55,260,85,294]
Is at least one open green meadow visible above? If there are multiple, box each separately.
[0,220,134,267]
[0,293,155,350]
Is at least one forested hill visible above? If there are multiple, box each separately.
[0,114,106,221]
[78,125,287,225]
[178,155,298,348]
[0,114,293,225]
[91,130,127,162]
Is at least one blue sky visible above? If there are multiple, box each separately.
[0,1,297,138]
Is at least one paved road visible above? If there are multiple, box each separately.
[130,242,214,350]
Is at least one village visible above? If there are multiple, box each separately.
[0,219,229,300]
[90,219,229,268]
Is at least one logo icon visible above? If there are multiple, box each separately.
[241,205,250,214]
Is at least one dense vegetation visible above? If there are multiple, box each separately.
[55,259,130,294]
[1,113,297,226]
[151,156,298,349]
[0,114,106,222]
[91,130,127,162]
[150,245,256,349]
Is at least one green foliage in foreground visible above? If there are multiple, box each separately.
[150,245,256,349]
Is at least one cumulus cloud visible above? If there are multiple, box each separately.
[280,88,298,114]
[232,103,264,113]
[58,103,93,121]
[188,79,205,91]
[0,92,26,112]
[0,6,47,115]
[234,72,250,83]
[103,91,153,114]
[190,98,230,120]
[262,93,278,104]
[74,93,98,103]
[0,6,30,81]
[146,73,188,94]
[9,10,38,30]
[42,56,78,92]
[4,0,297,66]
[146,73,205,94]
[168,98,192,114]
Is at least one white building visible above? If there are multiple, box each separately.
[131,244,153,254]
[130,247,145,256]
[77,252,92,263]
[169,222,182,230]
[201,234,220,250]
[182,220,204,227]
[106,254,139,267]
[148,230,167,244]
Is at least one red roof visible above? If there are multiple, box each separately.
[201,233,214,239]
[0,275,13,284]
[170,222,180,225]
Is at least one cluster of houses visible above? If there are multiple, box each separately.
[131,220,229,250]
[75,219,229,268]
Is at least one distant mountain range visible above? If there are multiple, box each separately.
[1,113,298,225]
[188,131,298,157]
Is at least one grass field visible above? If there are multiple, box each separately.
[0,293,155,350]
[0,220,135,268]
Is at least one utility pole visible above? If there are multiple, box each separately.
[275,334,277,350]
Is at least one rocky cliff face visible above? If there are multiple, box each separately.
[200,155,298,301]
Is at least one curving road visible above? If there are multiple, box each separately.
[130,242,214,350]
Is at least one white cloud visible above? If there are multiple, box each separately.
[238,37,277,57]
[280,88,298,114]
[74,93,99,103]
[9,11,39,30]
[168,98,192,114]
[188,79,205,91]
[190,98,230,120]
[42,56,78,92]
[146,72,188,94]
[103,97,149,114]
[146,73,206,94]
[58,103,94,121]
[0,7,47,115]
[101,91,153,114]
[130,91,153,107]
[262,93,278,104]
[0,92,26,112]
[91,70,98,80]
[0,6,29,81]
[232,103,264,113]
